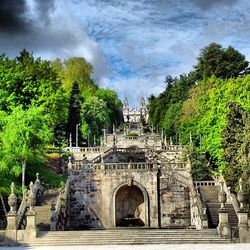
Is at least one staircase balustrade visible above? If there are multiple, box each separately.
[50,179,70,231]
[16,175,44,230]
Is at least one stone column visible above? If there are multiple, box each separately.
[217,179,231,238]
[25,182,37,241]
[237,178,249,243]
[5,183,17,242]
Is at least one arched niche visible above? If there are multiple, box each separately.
[111,181,149,227]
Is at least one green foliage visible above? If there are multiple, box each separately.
[221,103,250,191]
[126,132,138,137]
[178,76,250,169]
[81,96,109,141]
[95,88,123,126]
[0,51,68,138]
[0,105,52,177]
[148,74,195,139]
[52,57,97,94]
[194,43,249,80]
[66,81,83,145]
[183,145,212,181]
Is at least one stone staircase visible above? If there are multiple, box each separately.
[35,189,60,231]
[199,186,238,228]
[24,228,231,246]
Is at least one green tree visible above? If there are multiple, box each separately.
[0,51,68,141]
[81,97,108,143]
[95,88,123,127]
[222,102,249,191]
[52,57,97,95]
[194,43,249,79]
[66,81,83,146]
[0,105,52,188]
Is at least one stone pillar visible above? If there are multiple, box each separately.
[217,179,231,238]
[5,183,17,242]
[25,182,37,241]
[237,178,249,243]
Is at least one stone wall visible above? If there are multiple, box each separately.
[69,162,192,229]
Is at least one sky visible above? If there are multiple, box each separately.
[1,0,250,106]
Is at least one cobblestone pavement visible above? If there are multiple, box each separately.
[1,244,250,250]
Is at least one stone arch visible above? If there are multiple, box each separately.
[111,181,149,227]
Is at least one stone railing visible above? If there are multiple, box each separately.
[72,162,157,172]
[91,147,114,163]
[16,190,28,230]
[162,145,183,151]
[16,174,43,230]
[193,181,217,187]
[71,161,187,173]
[71,146,102,153]
[190,183,208,230]
[213,175,240,214]
[50,179,70,231]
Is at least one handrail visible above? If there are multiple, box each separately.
[16,190,28,229]
[71,161,187,172]
[51,179,70,230]
[16,177,44,229]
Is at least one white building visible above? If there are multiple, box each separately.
[123,97,148,123]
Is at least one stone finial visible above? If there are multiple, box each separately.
[186,156,192,173]
[218,178,226,209]
[8,182,17,214]
[170,137,173,145]
[28,181,36,212]
[68,156,72,171]
[237,178,246,209]
[35,173,40,185]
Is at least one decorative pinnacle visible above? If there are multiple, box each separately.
[239,178,243,191]
[29,181,34,192]
[36,173,39,181]
[10,182,15,194]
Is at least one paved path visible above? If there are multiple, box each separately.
[1,244,250,250]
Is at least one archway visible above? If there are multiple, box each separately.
[114,184,147,227]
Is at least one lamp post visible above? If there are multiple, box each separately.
[76,123,80,148]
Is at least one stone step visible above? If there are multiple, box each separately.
[23,229,232,246]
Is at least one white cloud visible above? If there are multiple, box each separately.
[1,0,250,106]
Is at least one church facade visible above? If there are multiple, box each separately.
[123,97,149,123]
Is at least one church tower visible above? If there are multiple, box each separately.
[140,97,147,122]
[123,98,129,122]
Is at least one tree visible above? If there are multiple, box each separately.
[194,43,249,79]
[0,51,68,141]
[0,105,52,188]
[52,57,97,94]
[95,88,123,127]
[183,145,212,181]
[222,102,249,191]
[81,97,108,143]
[66,81,83,146]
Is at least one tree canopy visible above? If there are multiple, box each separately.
[194,43,249,79]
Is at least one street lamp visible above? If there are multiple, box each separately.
[76,123,80,148]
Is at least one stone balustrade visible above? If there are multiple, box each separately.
[71,161,187,173]
[50,179,70,231]
[71,146,102,153]
[194,181,216,187]
[163,145,183,151]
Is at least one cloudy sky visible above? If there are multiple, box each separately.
[1,0,250,106]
